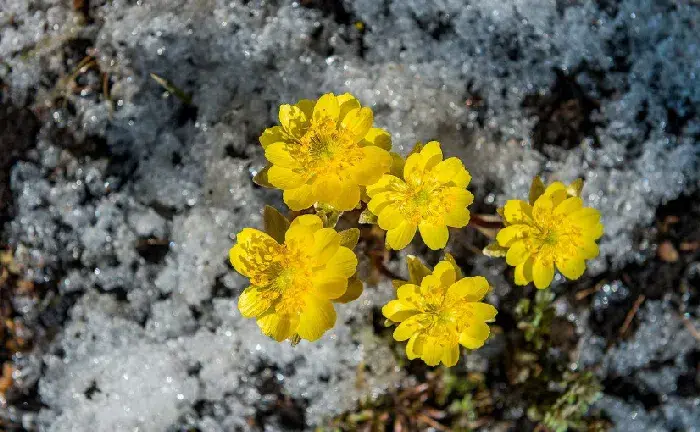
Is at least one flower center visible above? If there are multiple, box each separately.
[290,118,364,179]
[529,214,583,262]
[394,181,452,225]
[270,244,314,315]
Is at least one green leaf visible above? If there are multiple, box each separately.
[408,142,424,157]
[358,208,378,224]
[334,276,364,304]
[407,255,431,285]
[392,279,408,289]
[389,151,405,178]
[444,253,463,279]
[482,242,508,257]
[263,205,290,243]
[567,178,584,197]
[529,175,546,205]
[253,165,275,188]
[150,72,192,104]
[338,228,360,249]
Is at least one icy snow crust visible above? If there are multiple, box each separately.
[0,0,698,430]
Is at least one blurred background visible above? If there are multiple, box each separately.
[0,0,698,430]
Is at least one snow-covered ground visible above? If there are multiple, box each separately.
[1,0,698,430]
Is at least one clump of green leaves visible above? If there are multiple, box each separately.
[325,372,449,431]
[439,369,493,430]
[512,290,604,431]
[515,289,555,351]
[528,372,604,432]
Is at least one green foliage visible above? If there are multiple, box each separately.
[513,290,604,431]
[515,289,555,351]
[528,372,603,432]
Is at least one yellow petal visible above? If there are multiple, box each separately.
[296,297,336,341]
[432,261,457,287]
[459,322,490,349]
[459,335,485,349]
[312,93,340,122]
[544,181,567,197]
[550,189,568,208]
[333,277,363,303]
[257,312,298,342]
[312,228,341,264]
[312,175,342,206]
[502,200,534,224]
[466,303,498,321]
[367,191,393,215]
[505,240,530,266]
[285,215,322,246]
[230,228,279,278]
[341,107,373,141]
[330,181,361,211]
[514,257,535,285]
[386,221,417,250]
[403,141,442,181]
[419,141,443,171]
[396,283,421,303]
[447,187,474,207]
[578,241,600,259]
[570,208,602,229]
[405,334,423,360]
[362,127,392,150]
[496,224,528,247]
[393,316,422,341]
[447,276,490,302]
[556,257,586,280]
[432,157,471,187]
[441,344,460,367]
[238,286,277,318]
[259,126,286,149]
[283,184,315,211]
[265,143,297,169]
[366,174,404,196]
[419,274,442,297]
[378,204,405,230]
[420,338,444,366]
[533,259,555,289]
[322,246,357,278]
[418,223,449,250]
[312,272,348,299]
[555,197,583,215]
[354,146,392,186]
[289,214,323,232]
[337,93,360,121]
[268,166,305,189]
[279,104,308,137]
[444,207,471,228]
[382,299,419,322]
[533,195,554,221]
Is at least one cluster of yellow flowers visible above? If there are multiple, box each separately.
[230,93,603,367]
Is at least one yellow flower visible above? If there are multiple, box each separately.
[494,178,604,289]
[366,141,474,250]
[229,214,358,342]
[383,259,497,367]
[259,93,393,211]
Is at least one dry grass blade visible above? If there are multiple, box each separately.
[619,295,645,338]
